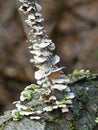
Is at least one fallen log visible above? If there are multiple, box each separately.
[0,72,98,130]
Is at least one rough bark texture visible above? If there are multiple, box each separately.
[0,76,98,130]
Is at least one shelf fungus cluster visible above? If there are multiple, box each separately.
[12,0,75,120]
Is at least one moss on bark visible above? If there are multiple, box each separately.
[0,72,98,130]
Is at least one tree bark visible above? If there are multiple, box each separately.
[0,76,98,130]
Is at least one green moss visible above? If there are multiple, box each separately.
[23,90,32,100]
[58,95,72,104]
[68,122,75,130]
[65,70,98,84]
[0,123,5,130]
[30,84,40,90]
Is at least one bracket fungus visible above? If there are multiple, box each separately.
[12,0,75,121]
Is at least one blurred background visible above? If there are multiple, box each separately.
[0,0,98,114]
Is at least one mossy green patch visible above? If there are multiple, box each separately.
[0,123,5,130]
